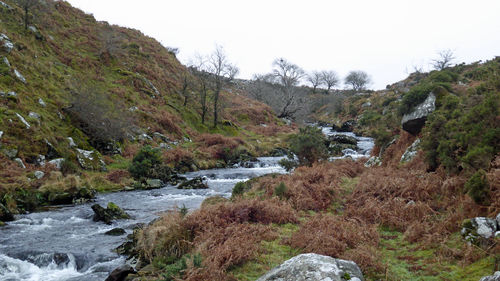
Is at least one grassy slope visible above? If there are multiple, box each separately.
[132,59,499,280]
[0,1,292,215]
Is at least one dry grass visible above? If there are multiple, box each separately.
[106,169,130,184]
[287,214,379,258]
[253,160,364,211]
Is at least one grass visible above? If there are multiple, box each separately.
[375,228,495,281]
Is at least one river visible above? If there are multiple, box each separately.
[0,128,373,281]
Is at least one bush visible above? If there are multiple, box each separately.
[278,158,298,172]
[288,126,328,166]
[398,82,434,115]
[129,146,173,181]
[274,182,288,199]
[60,159,79,175]
[464,169,490,205]
[232,181,252,198]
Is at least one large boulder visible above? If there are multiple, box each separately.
[364,156,382,167]
[401,93,436,135]
[400,138,421,163]
[0,33,13,53]
[177,177,209,190]
[105,264,136,281]
[256,253,364,281]
[334,120,356,132]
[76,148,107,171]
[328,134,358,146]
[92,202,131,225]
[462,217,498,245]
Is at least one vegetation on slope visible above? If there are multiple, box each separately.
[0,0,292,219]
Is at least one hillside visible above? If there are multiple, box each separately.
[129,59,500,280]
[0,1,292,218]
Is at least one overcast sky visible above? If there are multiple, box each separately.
[66,0,500,90]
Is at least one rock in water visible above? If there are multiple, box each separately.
[257,253,364,281]
[105,264,136,281]
[105,228,126,236]
[177,177,209,189]
[92,203,130,225]
[401,93,436,135]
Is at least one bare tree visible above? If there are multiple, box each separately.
[431,49,456,70]
[16,0,39,31]
[344,70,371,92]
[189,55,210,124]
[306,71,322,94]
[178,70,192,107]
[271,58,305,118]
[320,70,340,94]
[206,45,238,128]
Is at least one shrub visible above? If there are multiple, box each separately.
[464,169,490,205]
[273,182,287,199]
[129,146,173,181]
[278,158,298,172]
[60,159,79,175]
[398,82,434,115]
[287,126,328,166]
[231,181,251,198]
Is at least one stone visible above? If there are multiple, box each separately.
[44,139,60,159]
[364,156,382,167]
[137,133,152,141]
[159,143,171,150]
[76,148,107,171]
[329,134,358,146]
[14,69,26,83]
[3,56,10,68]
[2,147,17,159]
[34,170,45,179]
[479,272,500,281]
[6,91,16,98]
[400,138,421,163]
[145,179,162,189]
[136,73,160,97]
[57,111,64,120]
[28,26,38,33]
[105,228,126,236]
[15,113,30,129]
[401,93,436,135]
[152,132,169,142]
[337,120,356,132]
[48,158,64,169]
[362,101,372,108]
[128,106,138,112]
[38,98,46,107]
[67,137,76,147]
[105,265,136,281]
[0,33,13,53]
[256,253,364,281]
[0,1,13,9]
[14,158,26,169]
[28,111,41,120]
[92,203,130,225]
[472,217,497,239]
[0,130,3,139]
[177,177,209,190]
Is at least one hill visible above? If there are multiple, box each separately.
[0,0,292,218]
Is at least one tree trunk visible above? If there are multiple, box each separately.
[24,6,29,31]
[213,90,219,128]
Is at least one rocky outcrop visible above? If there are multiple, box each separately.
[15,113,30,129]
[461,216,499,245]
[329,134,357,146]
[333,120,356,132]
[14,69,26,84]
[0,33,13,53]
[92,202,131,224]
[76,148,106,171]
[257,253,364,281]
[400,138,421,163]
[480,272,500,281]
[401,93,436,135]
[177,177,209,189]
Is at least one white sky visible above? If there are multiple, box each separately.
[66,0,500,90]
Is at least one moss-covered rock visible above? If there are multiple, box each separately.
[76,149,107,172]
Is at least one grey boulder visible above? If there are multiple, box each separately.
[256,253,364,281]
[401,93,435,135]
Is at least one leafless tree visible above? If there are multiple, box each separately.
[188,55,211,124]
[320,70,340,94]
[431,49,456,70]
[206,45,238,127]
[271,58,305,118]
[344,70,371,92]
[64,79,134,152]
[16,0,39,31]
[306,71,322,94]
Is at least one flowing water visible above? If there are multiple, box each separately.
[0,157,286,281]
[321,127,374,160]
[0,129,373,281]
